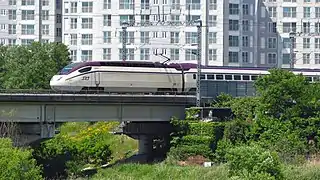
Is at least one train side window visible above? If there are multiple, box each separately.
[200,74,205,79]
[313,76,320,82]
[216,74,223,80]
[251,75,258,80]
[234,75,241,80]
[78,67,92,73]
[207,74,214,79]
[306,76,312,82]
[193,74,196,79]
[225,75,232,80]
[243,75,250,80]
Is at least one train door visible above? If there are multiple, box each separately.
[164,66,177,91]
[94,72,101,87]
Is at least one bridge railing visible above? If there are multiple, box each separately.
[0,89,196,97]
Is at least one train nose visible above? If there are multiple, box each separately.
[50,75,64,91]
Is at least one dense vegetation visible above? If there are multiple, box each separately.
[168,69,320,179]
[0,42,70,89]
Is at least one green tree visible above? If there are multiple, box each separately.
[0,42,71,90]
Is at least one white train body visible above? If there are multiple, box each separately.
[50,61,320,93]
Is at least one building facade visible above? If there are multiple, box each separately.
[0,0,62,45]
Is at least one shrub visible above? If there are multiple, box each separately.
[0,138,43,180]
[226,144,284,180]
[169,144,214,160]
[223,119,252,144]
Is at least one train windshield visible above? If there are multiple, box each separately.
[58,62,82,75]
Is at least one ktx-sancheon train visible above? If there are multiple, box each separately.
[50,61,320,93]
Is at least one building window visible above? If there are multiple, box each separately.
[229,36,239,47]
[56,14,62,23]
[8,39,16,46]
[208,32,216,44]
[81,34,93,45]
[186,0,200,10]
[303,38,310,49]
[70,18,77,29]
[140,31,150,44]
[21,0,35,6]
[268,22,277,33]
[267,53,277,64]
[283,38,296,48]
[242,52,249,63]
[71,2,77,13]
[229,3,239,15]
[282,53,290,64]
[103,48,111,60]
[9,0,17,5]
[56,28,62,37]
[243,20,249,32]
[208,15,217,27]
[315,53,320,64]
[140,48,150,60]
[103,31,111,43]
[303,7,311,18]
[185,32,197,44]
[303,53,310,64]
[42,24,49,35]
[8,24,16,34]
[141,0,150,9]
[104,0,111,9]
[82,18,93,29]
[21,25,34,35]
[119,0,134,9]
[70,34,77,45]
[21,39,34,45]
[185,49,197,61]
[82,2,93,13]
[119,15,134,25]
[70,50,77,61]
[42,0,49,6]
[42,10,49,20]
[242,36,249,47]
[268,37,277,49]
[171,0,180,10]
[229,20,239,31]
[170,32,179,44]
[282,22,296,33]
[283,7,296,17]
[303,22,310,34]
[315,38,320,49]
[119,48,135,60]
[8,10,16,20]
[243,4,249,15]
[81,50,92,61]
[316,7,320,18]
[209,0,216,10]
[21,10,34,20]
[170,49,179,61]
[268,6,277,18]
[209,49,217,61]
[119,31,134,44]
[103,15,111,26]
[228,51,238,63]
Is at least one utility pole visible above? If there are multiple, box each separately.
[289,31,295,69]
[121,22,128,61]
[38,0,42,43]
[196,20,202,107]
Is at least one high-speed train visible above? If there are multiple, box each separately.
[50,61,320,93]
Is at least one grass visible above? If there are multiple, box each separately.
[91,164,229,180]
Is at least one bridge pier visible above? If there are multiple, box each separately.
[138,135,153,155]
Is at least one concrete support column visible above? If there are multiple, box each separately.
[138,135,153,155]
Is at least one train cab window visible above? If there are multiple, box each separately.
[78,67,92,73]
[306,76,312,82]
[251,75,258,81]
[225,75,232,80]
[243,75,250,80]
[216,74,223,80]
[234,75,241,80]
[200,74,205,79]
[313,77,320,82]
[207,74,214,80]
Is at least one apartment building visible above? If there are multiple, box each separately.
[0,0,62,45]
[61,0,320,68]
[262,0,320,68]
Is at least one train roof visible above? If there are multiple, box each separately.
[66,61,320,73]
